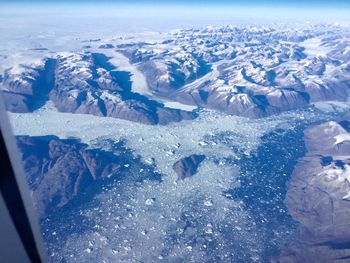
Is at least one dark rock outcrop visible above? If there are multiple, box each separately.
[0,91,30,112]
[98,43,114,49]
[16,135,124,217]
[172,154,205,179]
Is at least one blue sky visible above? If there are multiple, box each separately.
[0,0,348,29]
[1,0,350,7]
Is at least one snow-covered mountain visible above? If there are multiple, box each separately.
[119,24,350,118]
[1,23,350,122]
[0,52,196,124]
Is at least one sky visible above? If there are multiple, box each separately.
[0,0,350,7]
[0,0,349,35]
[0,0,349,50]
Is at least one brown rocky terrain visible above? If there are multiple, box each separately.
[280,115,350,262]
[172,154,205,179]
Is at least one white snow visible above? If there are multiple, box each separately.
[300,37,332,57]
[162,101,198,111]
[98,50,153,97]
[334,133,350,145]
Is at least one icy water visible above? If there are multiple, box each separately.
[227,126,307,261]
[43,127,306,263]
[8,101,350,262]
